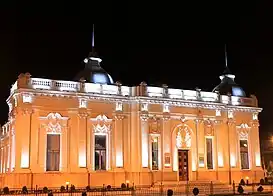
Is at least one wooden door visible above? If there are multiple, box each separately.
[178,150,189,181]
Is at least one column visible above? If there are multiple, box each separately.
[114,114,124,168]
[78,112,88,168]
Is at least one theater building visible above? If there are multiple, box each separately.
[0,49,263,188]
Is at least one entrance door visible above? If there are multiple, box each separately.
[178,150,189,181]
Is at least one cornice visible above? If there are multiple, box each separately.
[9,88,262,113]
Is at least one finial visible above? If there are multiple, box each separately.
[225,44,228,67]
[92,24,95,52]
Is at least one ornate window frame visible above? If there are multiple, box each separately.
[39,113,69,172]
[237,123,251,170]
[148,116,161,170]
[91,114,112,171]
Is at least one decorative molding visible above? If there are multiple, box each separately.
[141,103,148,112]
[162,113,170,121]
[115,102,123,111]
[39,113,69,134]
[252,112,258,120]
[215,109,221,116]
[227,119,235,125]
[11,89,262,113]
[194,118,203,124]
[114,113,124,120]
[175,124,192,149]
[251,120,259,128]
[228,110,233,119]
[237,123,250,140]
[163,104,169,113]
[91,114,112,134]
[22,93,32,103]
[149,116,161,134]
[78,112,89,118]
[140,112,149,121]
[204,119,214,136]
[79,98,87,108]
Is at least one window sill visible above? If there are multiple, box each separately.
[94,170,108,172]
[45,171,62,173]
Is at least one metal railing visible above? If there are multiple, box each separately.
[0,182,272,195]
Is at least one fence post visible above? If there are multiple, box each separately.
[131,183,136,196]
[210,181,213,195]
[160,182,163,194]
[232,181,235,194]
[186,181,189,196]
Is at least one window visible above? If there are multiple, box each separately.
[152,137,159,170]
[46,134,60,171]
[206,138,213,169]
[95,135,106,170]
[240,140,249,169]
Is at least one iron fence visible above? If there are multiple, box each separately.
[0,182,272,195]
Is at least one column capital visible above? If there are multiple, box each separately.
[14,107,33,116]
[114,114,125,120]
[162,113,170,121]
[140,113,149,121]
[213,119,222,125]
[251,120,259,127]
[227,119,235,125]
[194,118,203,124]
[78,112,89,118]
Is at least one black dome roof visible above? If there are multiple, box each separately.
[213,67,246,97]
[74,52,114,84]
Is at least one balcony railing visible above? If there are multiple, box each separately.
[10,75,257,107]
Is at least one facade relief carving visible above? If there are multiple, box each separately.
[91,114,112,134]
[204,119,214,136]
[175,124,192,149]
[237,123,250,140]
[40,113,69,134]
[148,116,161,134]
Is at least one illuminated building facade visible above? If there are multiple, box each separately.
[0,50,263,188]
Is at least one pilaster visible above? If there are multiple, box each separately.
[14,107,33,173]
[162,114,171,171]
[77,111,88,170]
[140,113,149,169]
[194,118,203,178]
[114,113,125,169]
[251,120,262,170]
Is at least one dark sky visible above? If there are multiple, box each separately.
[0,2,273,138]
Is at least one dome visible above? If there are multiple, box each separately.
[74,53,114,85]
[213,67,246,97]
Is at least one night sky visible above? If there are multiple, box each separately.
[1,2,272,139]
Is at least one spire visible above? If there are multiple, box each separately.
[225,44,227,67]
[92,24,95,53]
[222,44,232,76]
[84,24,101,64]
